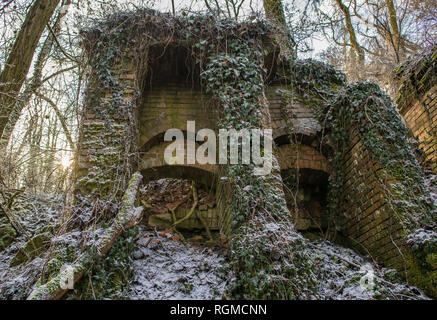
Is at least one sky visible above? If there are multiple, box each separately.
[146,0,330,57]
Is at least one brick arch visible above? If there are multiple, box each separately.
[266,86,323,141]
[277,144,330,173]
[139,142,217,187]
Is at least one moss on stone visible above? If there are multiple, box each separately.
[10,232,52,267]
[0,221,17,251]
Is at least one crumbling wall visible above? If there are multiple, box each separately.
[396,45,437,173]
[74,11,436,298]
[75,46,138,199]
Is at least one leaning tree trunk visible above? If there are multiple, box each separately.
[0,0,70,150]
[0,0,61,140]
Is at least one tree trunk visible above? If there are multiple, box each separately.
[263,0,296,60]
[334,0,365,63]
[0,0,70,150]
[384,0,402,62]
[0,0,61,140]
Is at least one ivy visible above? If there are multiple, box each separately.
[320,82,436,230]
[199,34,317,299]
[78,9,437,298]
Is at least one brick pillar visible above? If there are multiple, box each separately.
[75,49,138,199]
[342,129,407,269]
[396,46,437,173]
[337,91,437,297]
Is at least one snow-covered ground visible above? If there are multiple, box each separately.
[307,239,428,300]
[126,227,233,300]
[123,226,428,300]
[0,194,62,299]
[0,188,433,300]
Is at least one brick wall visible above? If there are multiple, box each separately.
[340,126,436,296]
[277,144,329,172]
[266,86,322,140]
[396,46,437,173]
[138,84,217,151]
[340,128,406,270]
[400,85,437,173]
[75,50,138,198]
[77,64,328,197]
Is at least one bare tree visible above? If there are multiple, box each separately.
[263,0,296,60]
[312,0,433,93]
[0,0,71,150]
[0,0,61,140]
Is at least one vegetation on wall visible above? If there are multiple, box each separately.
[74,9,437,299]
[1,6,435,300]
[285,53,437,296]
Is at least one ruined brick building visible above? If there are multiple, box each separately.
[73,10,437,298]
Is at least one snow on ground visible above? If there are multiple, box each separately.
[126,227,233,300]
[0,194,62,299]
[124,226,428,300]
[0,190,432,300]
[307,239,428,300]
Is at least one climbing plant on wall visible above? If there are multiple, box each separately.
[72,9,437,299]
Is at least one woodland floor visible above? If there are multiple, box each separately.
[123,226,429,300]
[0,172,436,300]
[126,227,231,300]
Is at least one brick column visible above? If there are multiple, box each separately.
[75,49,138,199]
[396,46,437,173]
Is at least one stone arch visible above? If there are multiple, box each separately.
[139,141,217,187]
[276,143,330,231]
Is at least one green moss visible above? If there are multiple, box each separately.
[68,227,139,300]
[0,221,17,251]
[46,244,79,278]
[404,249,437,298]
[10,232,52,267]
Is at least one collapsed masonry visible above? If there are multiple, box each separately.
[396,45,437,175]
[43,11,437,298]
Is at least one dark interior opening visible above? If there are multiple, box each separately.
[141,43,200,90]
[281,168,329,232]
